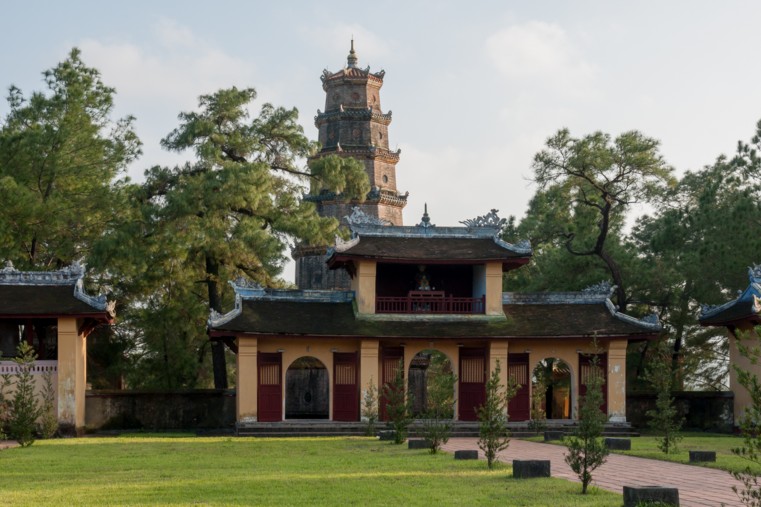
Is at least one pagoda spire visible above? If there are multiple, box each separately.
[347,38,358,68]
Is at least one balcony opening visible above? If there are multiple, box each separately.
[375,263,485,314]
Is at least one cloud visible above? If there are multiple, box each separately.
[485,21,597,94]
[302,22,392,69]
[75,19,262,180]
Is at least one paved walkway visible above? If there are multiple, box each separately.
[442,438,744,507]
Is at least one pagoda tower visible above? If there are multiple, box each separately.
[294,41,408,290]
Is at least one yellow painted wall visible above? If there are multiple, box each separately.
[484,262,504,316]
[57,317,86,432]
[352,260,377,314]
[607,340,627,422]
[730,324,758,423]
[403,341,461,419]
[236,337,258,423]
[258,338,361,420]
[509,339,609,420]
[489,340,509,400]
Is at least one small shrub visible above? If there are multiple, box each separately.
[645,338,683,454]
[382,359,413,444]
[361,377,379,436]
[9,342,41,447]
[477,359,519,469]
[528,376,547,435]
[421,352,456,454]
[564,352,609,494]
[0,370,12,439]
[38,370,58,439]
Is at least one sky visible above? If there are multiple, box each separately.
[2,1,761,282]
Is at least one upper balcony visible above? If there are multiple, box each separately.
[376,291,485,314]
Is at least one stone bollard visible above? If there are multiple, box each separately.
[454,450,478,460]
[378,430,396,441]
[604,438,632,451]
[543,430,564,441]
[408,438,430,450]
[623,486,679,507]
[689,450,716,463]
[512,460,551,478]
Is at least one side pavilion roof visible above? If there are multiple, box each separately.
[0,261,114,321]
[700,266,761,327]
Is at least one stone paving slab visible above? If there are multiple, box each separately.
[442,438,745,507]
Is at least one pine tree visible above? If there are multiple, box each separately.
[38,369,58,439]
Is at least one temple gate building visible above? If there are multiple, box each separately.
[210,209,661,426]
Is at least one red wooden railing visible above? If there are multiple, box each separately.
[375,292,485,314]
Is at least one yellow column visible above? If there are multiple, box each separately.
[57,317,86,433]
[489,340,509,419]
[351,260,377,314]
[484,261,504,316]
[607,340,628,422]
[489,340,509,390]
[360,340,379,421]
[237,337,258,423]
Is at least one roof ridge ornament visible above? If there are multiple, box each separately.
[582,280,616,297]
[417,203,435,228]
[749,264,761,283]
[344,206,391,227]
[460,209,506,231]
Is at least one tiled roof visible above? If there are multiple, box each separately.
[699,269,761,326]
[209,293,659,339]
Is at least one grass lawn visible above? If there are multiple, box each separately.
[523,432,760,475]
[0,435,622,506]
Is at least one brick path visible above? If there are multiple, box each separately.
[442,438,744,507]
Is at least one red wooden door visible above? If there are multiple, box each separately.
[258,352,282,422]
[578,353,608,416]
[380,347,404,421]
[458,348,486,421]
[333,352,359,421]
[507,353,530,422]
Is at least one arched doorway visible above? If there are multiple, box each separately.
[532,358,572,419]
[285,356,329,419]
[408,350,455,418]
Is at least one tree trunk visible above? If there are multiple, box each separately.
[206,255,228,389]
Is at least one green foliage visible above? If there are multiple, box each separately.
[9,342,41,447]
[645,339,683,454]
[731,329,761,506]
[0,48,140,269]
[361,377,379,436]
[564,353,609,494]
[90,86,369,388]
[477,360,519,469]
[38,369,58,439]
[421,352,456,454]
[382,359,413,444]
[527,127,674,312]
